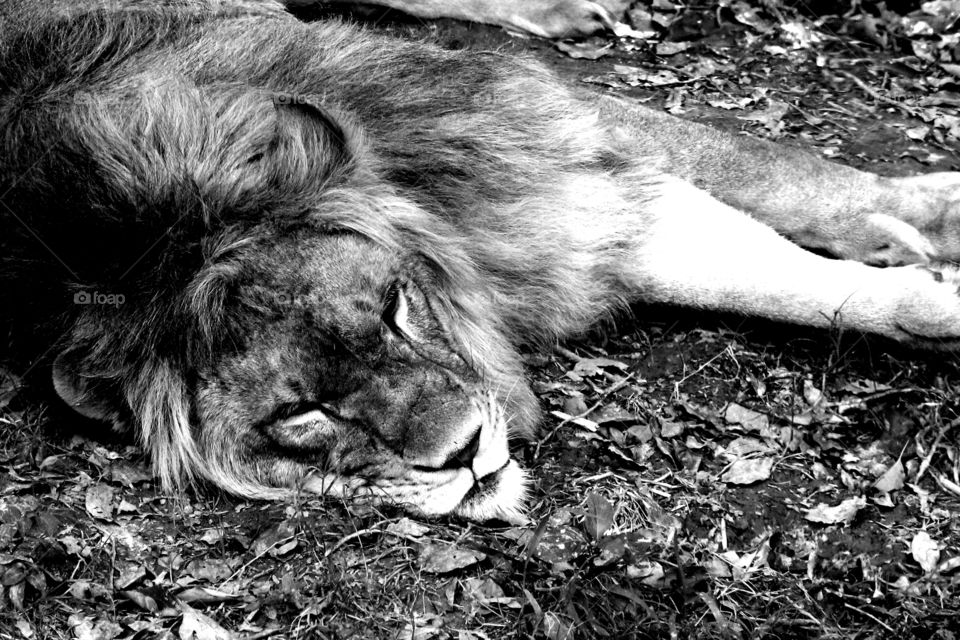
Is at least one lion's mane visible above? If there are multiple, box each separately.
[0,5,653,492]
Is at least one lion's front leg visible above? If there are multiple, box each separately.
[598,95,960,266]
[629,177,960,347]
[294,0,616,37]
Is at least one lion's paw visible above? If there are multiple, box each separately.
[890,263,960,347]
[504,0,619,39]
[889,172,960,262]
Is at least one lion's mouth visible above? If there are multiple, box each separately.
[453,458,529,524]
[462,458,511,500]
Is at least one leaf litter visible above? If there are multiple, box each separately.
[3,0,960,638]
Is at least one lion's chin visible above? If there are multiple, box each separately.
[300,459,529,524]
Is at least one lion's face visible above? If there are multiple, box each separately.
[190,232,530,521]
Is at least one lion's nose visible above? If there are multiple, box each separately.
[438,429,481,470]
[406,406,484,471]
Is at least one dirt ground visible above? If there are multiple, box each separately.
[2,2,960,639]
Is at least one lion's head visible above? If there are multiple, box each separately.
[0,13,550,522]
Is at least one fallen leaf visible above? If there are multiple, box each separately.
[199,528,226,545]
[655,41,691,55]
[462,577,520,608]
[625,560,667,587]
[660,421,684,438]
[386,517,431,539]
[178,605,233,640]
[573,357,628,376]
[739,100,790,132]
[252,520,296,557]
[178,587,239,605]
[721,437,774,459]
[109,461,152,487]
[583,492,615,540]
[529,523,587,569]
[399,614,442,640]
[841,379,892,394]
[68,580,110,601]
[543,612,574,640]
[612,65,680,86]
[549,411,599,432]
[804,496,866,525]
[721,457,775,484]
[68,615,123,640]
[185,558,234,583]
[873,459,905,493]
[723,404,770,432]
[613,22,655,39]
[802,379,824,406]
[911,531,941,573]
[418,543,485,573]
[556,38,614,60]
[121,590,158,612]
[84,485,116,521]
[15,619,34,639]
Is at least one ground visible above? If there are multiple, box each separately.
[2,1,960,639]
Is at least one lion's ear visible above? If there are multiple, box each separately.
[52,351,127,427]
[270,96,354,181]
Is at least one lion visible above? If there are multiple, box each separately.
[2,0,959,523]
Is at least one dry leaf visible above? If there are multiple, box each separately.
[660,421,684,438]
[418,543,485,573]
[121,590,158,612]
[573,357,628,375]
[252,520,296,557]
[804,496,866,524]
[873,459,905,493]
[722,437,773,459]
[386,517,431,539]
[583,492,615,540]
[723,404,770,431]
[543,612,574,640]
[68,615,123,640]
[555,38,614,60]
[722,457,775,485]
[15,619,34,639]
[911,531,941,573]
[84,485,116,521]
[178,587,239,605]
[179,605,233,640]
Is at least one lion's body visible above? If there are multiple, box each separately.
[2,1,960,520]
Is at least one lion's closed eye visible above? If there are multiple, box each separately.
[277,407,336,429]
[258,404,341,452]
[382,281,419,341]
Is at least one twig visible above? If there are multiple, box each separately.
[836,70,920,118]
[223,535,297,583]
[242,630,283,640]
[916,415,960,481]
[555,345,622,383]
[534,372,637,458]
[324,526,385,558]
[842,602,895,633]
